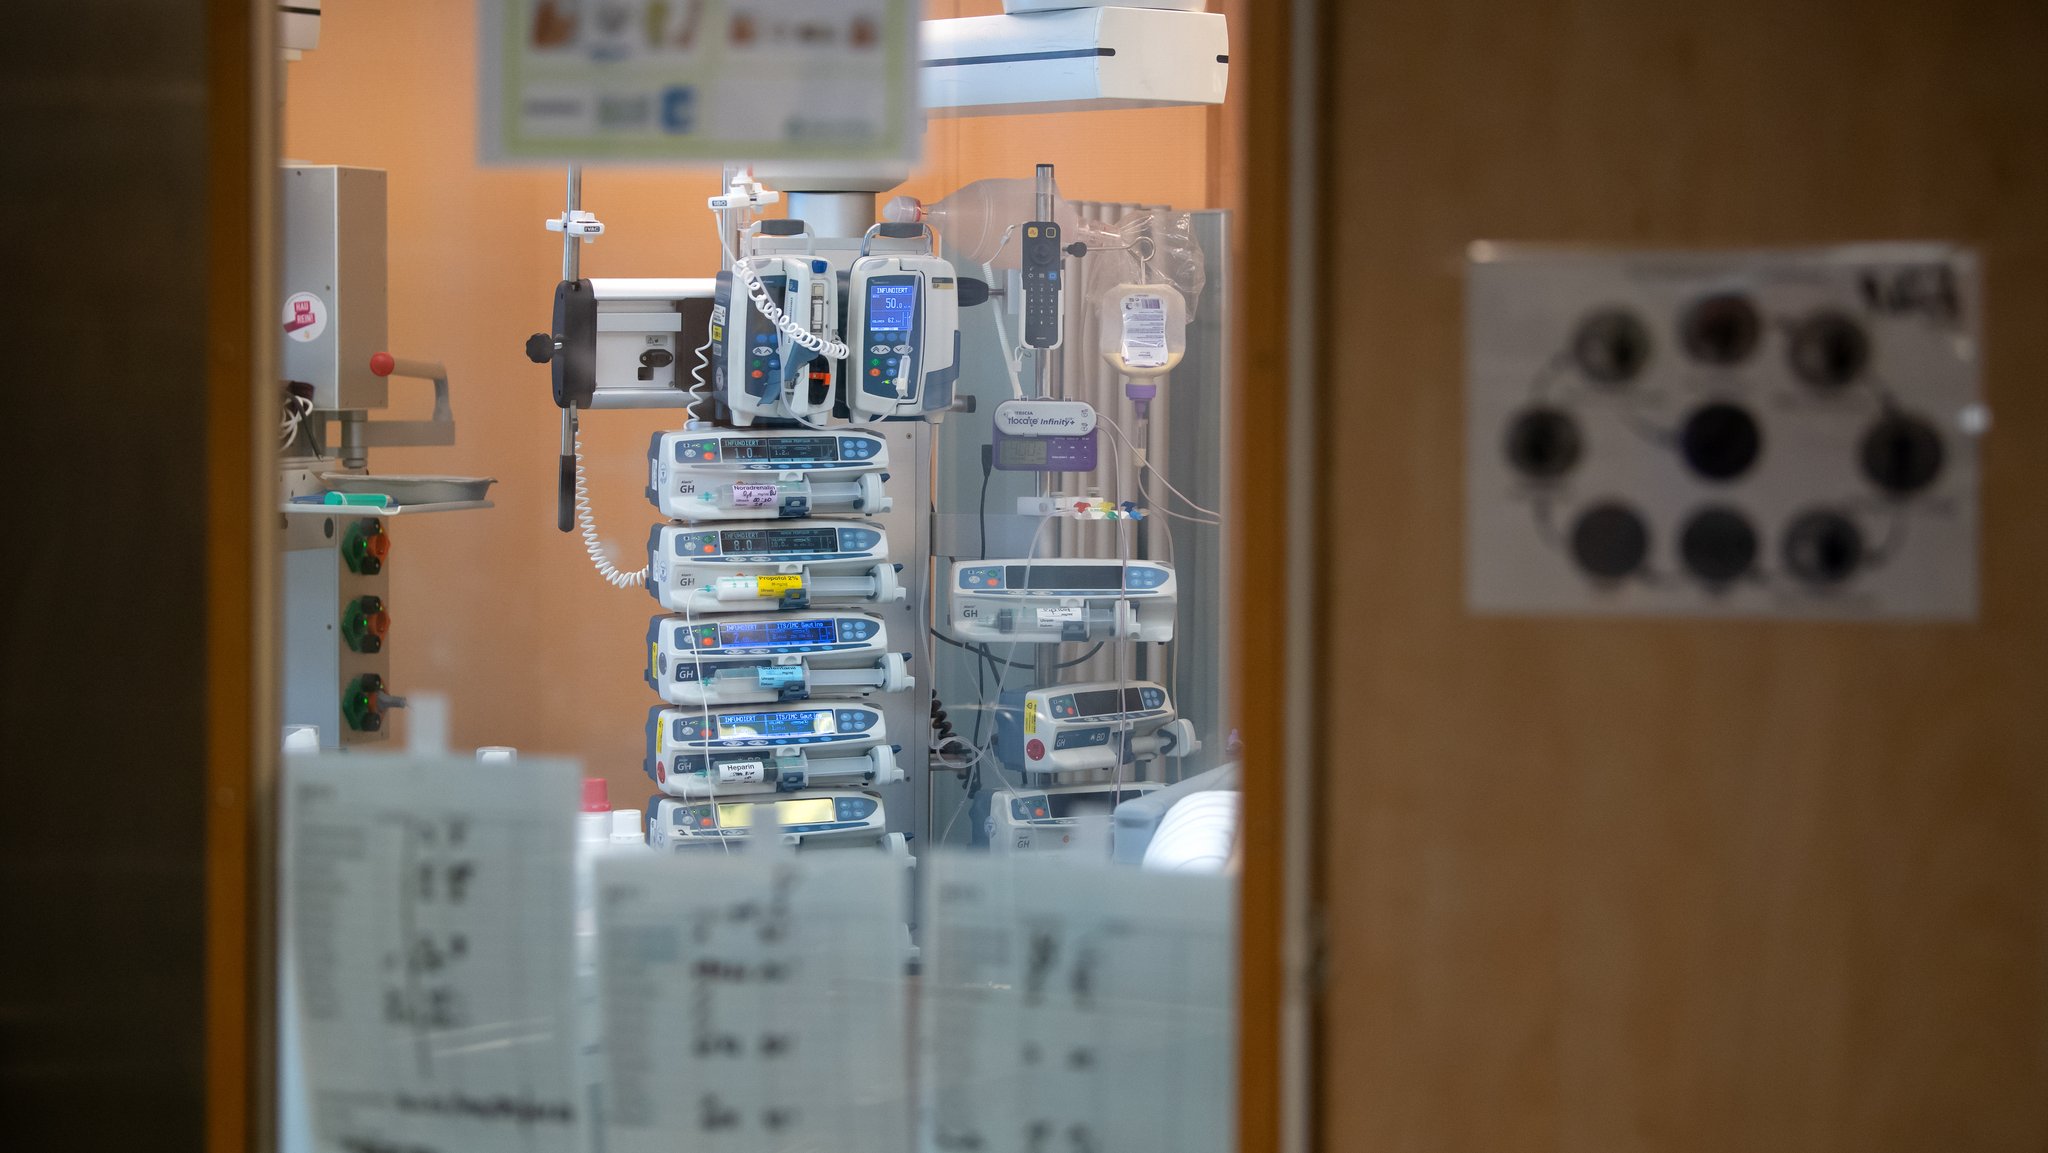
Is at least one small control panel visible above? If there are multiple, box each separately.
[1466,244,1983,619]
[1021,221,1064,348]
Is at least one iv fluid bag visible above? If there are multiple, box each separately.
[885,178,1082,271]
[1098,282,1188,378]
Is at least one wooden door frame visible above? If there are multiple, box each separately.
[206,2,276,1151]
[1231,1,1323,1153]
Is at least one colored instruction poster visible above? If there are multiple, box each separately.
[479,0,919,164]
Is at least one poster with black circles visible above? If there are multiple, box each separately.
[1465,244,1982,619]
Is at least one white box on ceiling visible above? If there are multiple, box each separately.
[923,7,1229,117]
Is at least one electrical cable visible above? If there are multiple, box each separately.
[716,217,850,360]
[685,320,716,423]
[677,596,730,856]
[938,512,1054,848]
[977,443,995,561]
[983,253,1028,400]
[928,629,1103,672]
[572,431,647,589]
[1100,413,1224,521]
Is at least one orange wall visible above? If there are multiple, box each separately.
[283,0,1226,799]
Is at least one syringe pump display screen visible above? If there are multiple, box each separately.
[866,282,918,333]
[718,527,842,555]
[997,438,1050,468]
[715,797,836,828]
[726,435,840,463]
[713,710,838,740]
[1071,687,1158,716]
[1008,564,1126,590]
[717,618,839,647]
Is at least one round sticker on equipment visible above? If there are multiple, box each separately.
[282,292,328,342]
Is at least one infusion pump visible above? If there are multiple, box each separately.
[646,791,899,851]
[715,252,841,427]
[644,703,902,798]
[996,680,1199,775]
[648,426,891,522]
[646,612,910,707]
[844,230,960,420]
[648,521,903,615]
[950,559,1177,643]
[981,781,1165,857]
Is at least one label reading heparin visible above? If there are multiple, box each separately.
[718,761,767,784]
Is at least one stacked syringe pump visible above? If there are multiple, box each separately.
[542,172,956,856]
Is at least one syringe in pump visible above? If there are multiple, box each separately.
[645,703,902,798]
[950,558,1176,643]
[995,680,1199,775]
[648,427,891,522]
[646,611,911,707]
[646,790,895,851]
[648,521,904,615]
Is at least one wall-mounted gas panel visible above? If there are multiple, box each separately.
[1466,244,1983,619]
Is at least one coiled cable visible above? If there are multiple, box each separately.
[715,219,850,360]
[573,431,646,589]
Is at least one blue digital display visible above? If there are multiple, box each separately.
[718,618,839,648]
[714,710,837,740]
[868,282,918,334]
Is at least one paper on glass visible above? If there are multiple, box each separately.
[920,853,1237,1153]
[284,753,585,1153]
[595,851,911,1153]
